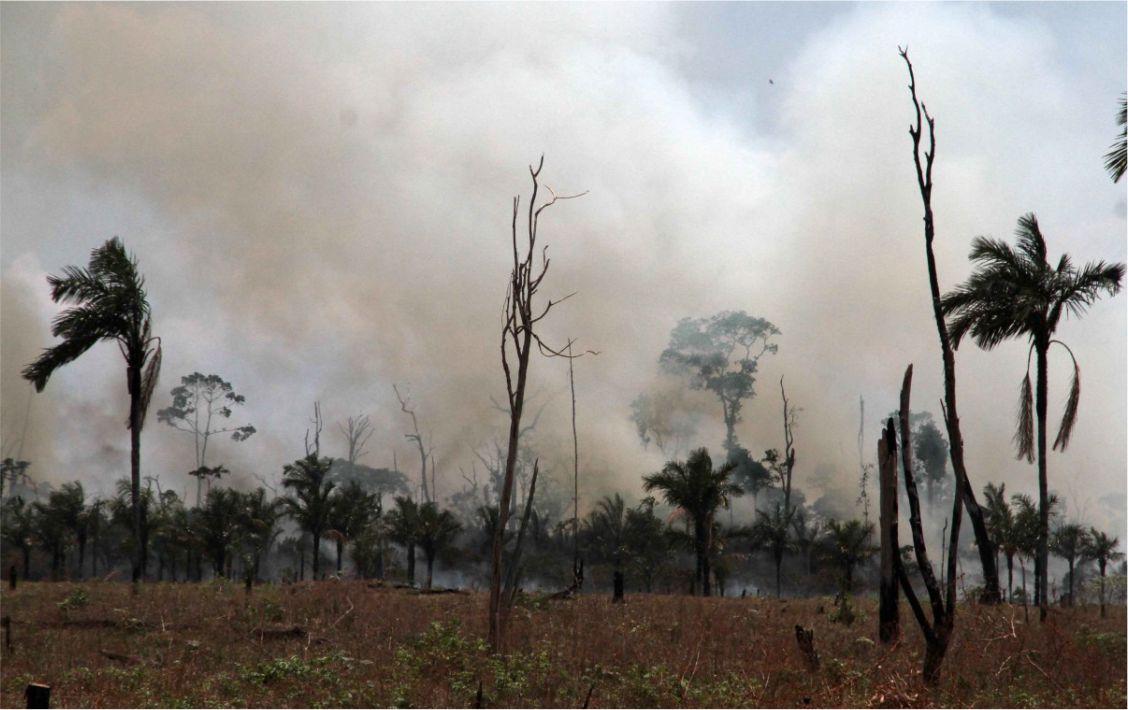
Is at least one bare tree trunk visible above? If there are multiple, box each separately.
[780,377,796,516]
[878,420,900,643]
[489,156,583,651]
[1099,564,1107,618]
[394,386,431,504]
[569,341,581,588]
[891,363,963,686]
[503,461,539,608]
[129,359,143,593]
[1035,339,1050,621]
[900,48,1001,604]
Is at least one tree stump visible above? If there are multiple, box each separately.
[25,683,49,709]
[794,625,819,672]
[612,571,624,603]
[8,565,16,591]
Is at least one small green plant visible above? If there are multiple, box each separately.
[240,653,342,685]
[57,588,90,612]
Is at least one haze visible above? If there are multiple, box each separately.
[2,2,1125,538]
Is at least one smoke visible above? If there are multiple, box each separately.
[1,3,1124,539]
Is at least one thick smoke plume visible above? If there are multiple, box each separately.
[1,4,1124,537]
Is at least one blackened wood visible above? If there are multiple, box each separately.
[878,421,900,643]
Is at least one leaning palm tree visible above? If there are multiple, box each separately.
[1105,93,1126,183]
[643,448,741,597]
[942,214,1124,620]
[1082,529,1124,618]
[1051,522,1090,608]
[22,238,162,587]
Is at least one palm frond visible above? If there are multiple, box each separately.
[21,332,103,391]
[137,341,163,431]
[1052,355,1080,452]
[1105,93,1126,183]
[1056,260,1126,322]
[1013,214,1047,267]
[48,266,108,305]
[1014,372,1034,463]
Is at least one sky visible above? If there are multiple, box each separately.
[2,2,1125,538]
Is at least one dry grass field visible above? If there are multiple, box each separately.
[0,581,1124,708]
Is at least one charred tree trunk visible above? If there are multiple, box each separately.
[878,421,900,643]
[900,48,1001,604]
[407,542,416,586]
[891,363,963,686]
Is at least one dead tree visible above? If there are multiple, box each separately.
[892,364,962,685]
[900,47,1001,604]
[857,397,873,524]
[304,401,323,457]
[779,376,798,516]
[503,459,540,609]
[338,414,374,473]
[878,417,899,644]
[488,155,585,651]
[393,385,431,504]
[566,339,599,589]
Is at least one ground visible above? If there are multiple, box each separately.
[0,581,1124,708]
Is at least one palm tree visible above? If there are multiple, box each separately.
[1011,493,1059,610]
[623,497,669,593]
[643,448,741,597]
[942,214,1124,620]
[750,502,793,598]
[416,502,462,590]
[110,477,156,579]
[236,487,283,583]
[1051,522,1090,608]
[1082,529,1124,618]
[386,496,421,586]
[281,454,336,580]
[586,493,629,579]
[983,483,1019,602]
[790,506,822,584]
[196,488,241,578]
[33,494,71,580]
[48,482,87,579]
[1,496,36,579]
[818,519,877,595]
[22,238,162,587]
[1106,93,1126,183]
[327,481,376,576]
